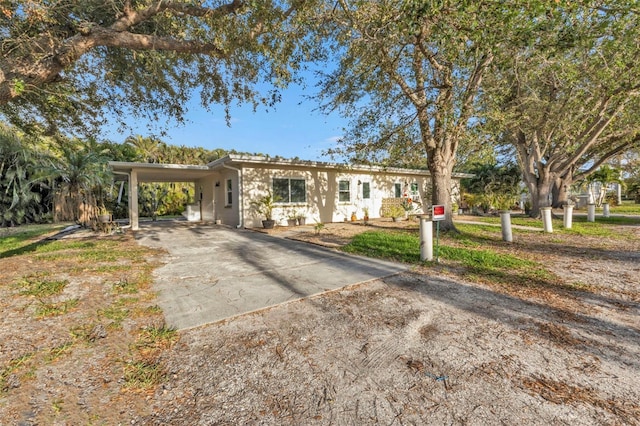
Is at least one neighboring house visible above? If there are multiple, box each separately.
[109,154,471,230]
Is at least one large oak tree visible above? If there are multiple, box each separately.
[485,2,640,216]
[316,1,534,230]
[0,0,316,136]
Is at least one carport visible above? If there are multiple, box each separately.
[109,161,218,230]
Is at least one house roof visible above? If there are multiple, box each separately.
[109,155,474,182]
[208,154,475,179]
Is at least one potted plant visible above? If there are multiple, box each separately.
[363,207,370,224]
[387,204,405,222]
[97,204,111,224]
[296,212,306,226]
[287,210,298,227]
[251,191,278,229]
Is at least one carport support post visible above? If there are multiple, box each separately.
[419,215,433,262]
[129,170,139,231]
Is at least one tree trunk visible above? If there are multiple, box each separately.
[552,175,572,208]
[529,177,554,218]
[427,151,456,231]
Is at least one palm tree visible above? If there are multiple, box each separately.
[583,165,623,207]
[124,135,165,163]
[40,140,112,224]
[0,125,48,226]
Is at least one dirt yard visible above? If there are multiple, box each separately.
[1,218,639,425]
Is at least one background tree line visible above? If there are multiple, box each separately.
[0,125,254,226]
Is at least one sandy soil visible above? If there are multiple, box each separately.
[1,219,639,425]
[139,219,639,425]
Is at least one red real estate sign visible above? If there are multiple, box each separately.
[432,205,446,221]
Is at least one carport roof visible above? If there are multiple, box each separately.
[109,161,215,182]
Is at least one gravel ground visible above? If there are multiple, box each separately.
[1,219,638,425]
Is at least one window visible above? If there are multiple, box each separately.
[273,178,306,203]
[362,182,371,199]
[226,179,232,205]
[394,183,402,198]
[410,183,420,200]
[339,180,351,202]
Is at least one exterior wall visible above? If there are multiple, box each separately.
[194,175,219,222]
[240,163,438,228]
[214,168,241,227]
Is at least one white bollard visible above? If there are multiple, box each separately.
[602,202,610,218]
[563,204,574,229]
[419,216,433,262]
[499,210,513,242]
[541,207,553,233]
[587,203,596,222]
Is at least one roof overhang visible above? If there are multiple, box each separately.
[208,154,473,179]
[109,161,216,182]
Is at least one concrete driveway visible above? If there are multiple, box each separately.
[134,222,407,330]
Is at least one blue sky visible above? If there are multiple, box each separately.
[101,78,348,162]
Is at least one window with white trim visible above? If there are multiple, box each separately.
[362,182,371,199]
[394,183,402,198]
[410,182,420,200]
[339,180,351,202]
[226,179,233,205]
[273,178,306,203]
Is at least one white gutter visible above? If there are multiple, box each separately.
[222,163,244,228]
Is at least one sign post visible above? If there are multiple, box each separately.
[431,205,446,263]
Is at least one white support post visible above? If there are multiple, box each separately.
[541,207,553,233]
[419,216,433,262]
[563,204,574,229]
[587,204,596,222]
[499,210,513,242]
[130,170,139,231]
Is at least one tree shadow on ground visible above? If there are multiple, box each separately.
[387,271,640,371]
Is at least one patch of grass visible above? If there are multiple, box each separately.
[0,224,66,256]
[45,341,74,363]
[99,305,129,329]
[0,352,36,392]
[439,244,537,270]
[454,222,504,235]
[137,324,178,350]
[611,201,640,214]
[33,240,99,253]
[122,359,164,390]
[343,231,420,263]
[51,399,64,414]
[558,219,619,237]
[141,305,162,315]
[343,230,554,288]
[18,274,68,297]
[35,299,79,318]
[112,278,139,295]
[465,215,541,228]
[91,264,132,273]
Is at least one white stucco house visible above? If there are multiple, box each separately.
[109,154,471,230]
